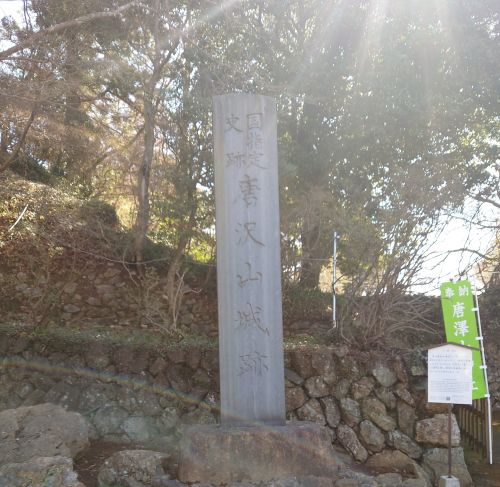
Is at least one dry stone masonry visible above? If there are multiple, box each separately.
[0,329,483,486]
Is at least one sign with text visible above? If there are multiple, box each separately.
[440,279,487,399]
[213,94,285,425]
[428,344,473,405]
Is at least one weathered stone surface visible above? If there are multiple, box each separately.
[0,403,89,466]
[336,467,378,487]
[402,480,427,487]
[423,402,449,415]
[122,416,160,443]
[359,420,385,453]
[333,379,351,400]
[291,350,314,379]
[320,397,341,428]
[0,456,85,487]
[393,357,409,385]
[181,408,217,425]
[394,384,415,407]
[304,376,330,398]
[351,377,374,400]
[366,450,430,487]
[286,387,308,411]
[362,397,396,431]
[388,430,422,459]
[92,405,128,436]
[415,414,460,447]
[407,354,426,377]
[375,473,402,487]
[422,448,472,487]
[334,480,359,487]
[397,401,416,437]
[178,423,342,484]
[263,476,335,487]
[44,382,81,410]
[337,424,368,463]
[97,450,169,487]
[337,356,363,382]
[214,94,285,426]
[374,386,397,410]
[372,364,397,388]
[150,357,168,376]
[285,368,305,386]
[297,398,326,425]
[339,398,362,427]
[311,349,336,378]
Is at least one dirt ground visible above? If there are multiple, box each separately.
[74,442,136,487]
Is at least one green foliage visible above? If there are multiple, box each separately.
[0,0,498,340]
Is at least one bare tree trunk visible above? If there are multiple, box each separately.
[134,93,155,265]
[133,0,163,266]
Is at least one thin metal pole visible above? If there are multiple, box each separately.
[472,279,493,464]
[332,231,338,328]
[448,403,453,477]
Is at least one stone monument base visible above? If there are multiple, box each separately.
[438,476,460,487]
[178,422,343,484]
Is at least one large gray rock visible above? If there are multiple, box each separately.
[178,423,343,484]
[397,401,416,437]
[122,416,161,443]
[361,397,396,431]
[286,387,308,411]
[304,376,330,398]
[337,424,368,463]
[0,456,85,487]
[262,476,335,487]
[296,399,326,425]
[320,397,341,428]
[388,430,422,459]
[422,448,473,487]
[339,398,362,427]
[372,364,397,388]
[359,420,385,453]
[350,377,375,400]
[415,414,460,447]
[366,450,431,487]
[0,404,89,466]
[91,404,128,436]
[375,473,402,487]
[97,449,170,487]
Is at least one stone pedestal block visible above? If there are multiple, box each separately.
[178,422,343,484]
[438,476,460,487]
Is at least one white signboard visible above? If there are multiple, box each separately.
[428,344,473,405]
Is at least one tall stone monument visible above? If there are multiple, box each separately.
[213,93,285,425]
[178,94,341,484]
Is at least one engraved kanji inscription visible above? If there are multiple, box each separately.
[237,351,269,377]
[235,222,264,247]
[235,302,269,335]
[236,262,262,288]
[225,113,243,133]
[239,174,260,207]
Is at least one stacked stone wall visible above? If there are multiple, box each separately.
[0,330,495,485]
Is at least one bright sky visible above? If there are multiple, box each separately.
[1,1,497,295]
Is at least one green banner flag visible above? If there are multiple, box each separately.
[440,279,487,399]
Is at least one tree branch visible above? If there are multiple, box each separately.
[0,2,140,62]
[0,108,36,174]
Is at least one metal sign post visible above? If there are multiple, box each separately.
[332,231,338,329]
[472,280,493,465]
